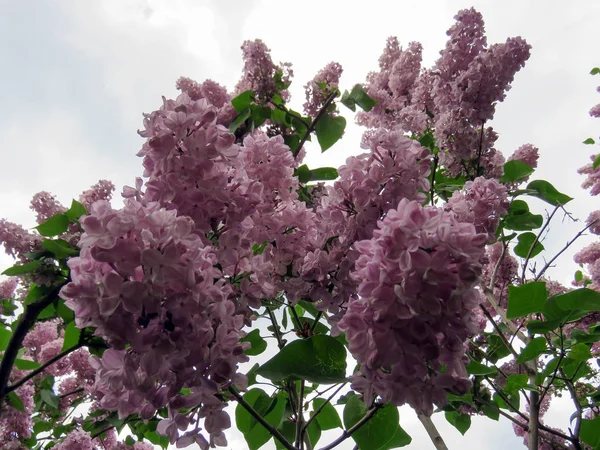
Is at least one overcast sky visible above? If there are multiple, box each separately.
[1,0,600,449]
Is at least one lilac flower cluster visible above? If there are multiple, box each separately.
[303,62,343,117]
[358,8,531,177]
[337,199,488,414]
[60,199,248,448]
[234,39,293,102]
[445,177,509,242]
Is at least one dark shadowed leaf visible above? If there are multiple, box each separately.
[257,335,346,384]
[343,395,411,449]
[241,329,268,356]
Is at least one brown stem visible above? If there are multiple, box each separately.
[6,342,84,395]
[295,91,338,157]
[417,414,448,450]
[528,377,540,450]
[0,285,62,410]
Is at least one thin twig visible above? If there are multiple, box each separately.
[535,220,598,281]
[479,304,520,362]
[522,205,560,283]
[303,383,347,433]
[229,387,297,450]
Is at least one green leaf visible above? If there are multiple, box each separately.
[38,303,57,320]
[56,299,75,324]
[307,167,339,182]
[15,359,41,370]
[500,160,534,183]
[297,300,319,318]
[229,108,251,133]
[340,90,356,111]
[506,282,548,319]
[517,337,547,363]
[252,241,269,256]
[7,391,25,412]
[591,67,600,75]
[65,200,87,222]
[503,200,543,231]
[241,329,268,356]
[42,239,78,259]
[526,180,573,206]
[251,105,272,128]
[568,343,592,362]
[505,374,528,393]
[315,114,346,152]
[294,164,311,184]
[513,232,544,258]
[526,319,562,334]
[40,389,59,409]
[125,436,136,446]
[232,90,255,113]
[594,155,600,170]
[584,137,596,145]
[258,335,346,384]
[62,322,81,351]
[466,360,497,376]
[311,398,342,430]
[445,411,471,435]
[580,416,600,448]
[554,288,600,312]
[35,213,70,237]
[236,389,288,450]
[350,84,377,112]
[482,403,500,421]
[0,327,11,351]
[2,260,42,276]
[343,396,411,449]
[274,420,296,450]
[306,419,321,447]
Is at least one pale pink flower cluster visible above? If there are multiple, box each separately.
[508,144,539,170]
[30,191,66,224]
[337,199,487,414]
[445,177,509,242]
[482,242,518,308]
[303,62,343,117]
[79,180,115,210]
[578,154,600,196]
[358,8,531,177]
[234,39,293,102]
[60,199,248,448]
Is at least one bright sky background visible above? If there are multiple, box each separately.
[1,0,600,449]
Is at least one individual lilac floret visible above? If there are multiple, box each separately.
[303,62,343,117]
[337,198,487,415]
